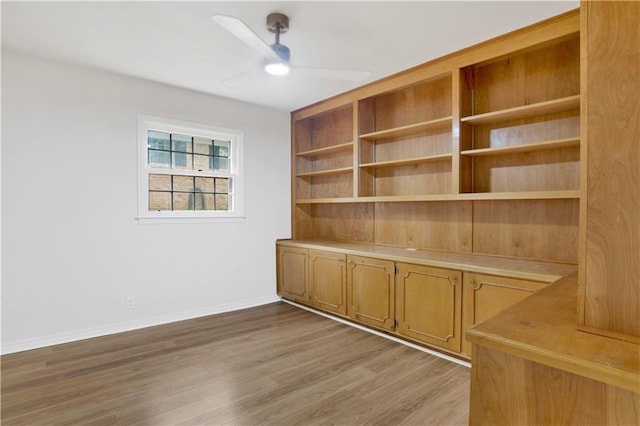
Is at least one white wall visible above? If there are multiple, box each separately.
[1,50,291,354]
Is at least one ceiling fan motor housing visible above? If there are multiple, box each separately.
[267,13,289,33]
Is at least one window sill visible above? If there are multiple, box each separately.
[136,215,246,225]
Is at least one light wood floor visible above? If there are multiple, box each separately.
[1,302,470,425]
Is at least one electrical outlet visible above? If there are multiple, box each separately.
[126,296,135,310]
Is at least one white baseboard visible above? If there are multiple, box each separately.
[281,298,471,368]
[1,295,280,355]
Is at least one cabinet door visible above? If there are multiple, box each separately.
[462,273,547,356]
[347,255,395,331]
[309,250,347,316]
[277,246,309,303]
[396,263,462,352]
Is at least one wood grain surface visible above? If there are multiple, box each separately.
[579,0,640,341]
[1,303,470,425]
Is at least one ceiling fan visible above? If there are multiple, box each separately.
[211,12,371,82]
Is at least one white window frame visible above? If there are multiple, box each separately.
[137,114,244,224]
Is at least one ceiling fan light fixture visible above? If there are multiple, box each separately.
[264,61,291,76]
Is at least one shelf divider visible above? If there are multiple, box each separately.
[461,137,580,157]
[461,95,580,125]
[296,167,354,178]
[296,142,354,157]
[359,116,452,141]
[359,153,453,169]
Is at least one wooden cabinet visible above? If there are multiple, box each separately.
[276,245,309,303]
[277,240,576,357]
[396,263,462,352]
[309,249,347,316]
[347,255,395,331]
[462,273,547,356]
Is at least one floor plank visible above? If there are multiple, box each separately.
[1,302,470,425]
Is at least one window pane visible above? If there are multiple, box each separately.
[193,154,213,172]
[194,137,213,155]
[214,157,229,172]
[195,177,215,193]
[215,178,229,193]
[149,174,171,191]
[215,194,229,211]
[148,150,171,168]
[214,140,230,157]
[173,193,193,210]
[172,176,194,192]
[194,193,214,211]
[148,131,170,151]
[171,134,192,152]
[149,191,171,211]
[172,152,192,169]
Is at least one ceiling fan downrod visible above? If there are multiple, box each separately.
[267,13,290,62]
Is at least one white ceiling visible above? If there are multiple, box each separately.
[2,1,578,112]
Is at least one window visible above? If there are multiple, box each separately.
[137,115,243,222]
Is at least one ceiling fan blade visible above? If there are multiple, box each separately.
[221,65,261,84]
[294,67,372,82]
[212,14,280,61]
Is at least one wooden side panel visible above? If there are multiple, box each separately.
[371,75,452,131]
[294,119,311,153]
[308,106,353,149]
[473,146,579,193]
[373,132,452,163]
[374,201,473,252]
[396,263,462,352]
[473,199,579,262]
[580,0,640,340]
[462,273,547,356]
[347,255,395,331]
[372,161,452,196]
[309,203,374,243]
[471,37,579,115]
[470,346,640,426]
[296,149,353,174]
[306,174,353,199]
[293,205,313,240]
[309,249,347,316]
[277,246,309,303]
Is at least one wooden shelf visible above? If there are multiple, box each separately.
[296,142,354,157]
[295,190,579,204]
[296,167,353,178]
[458,190,580,200]
[295,197,358,204]
[461,137,580,157]
[295,195,453,204]
[359,117,452,141]
[461,95,580,125]
[359,153,452,169]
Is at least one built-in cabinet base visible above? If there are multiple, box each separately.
[277,240,577,359]
[467,275,640,425]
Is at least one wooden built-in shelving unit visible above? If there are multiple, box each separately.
[282,5,639,423]
[283,9,585,361]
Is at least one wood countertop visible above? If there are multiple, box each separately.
[277,239,577,283]
[466,273,640,393]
